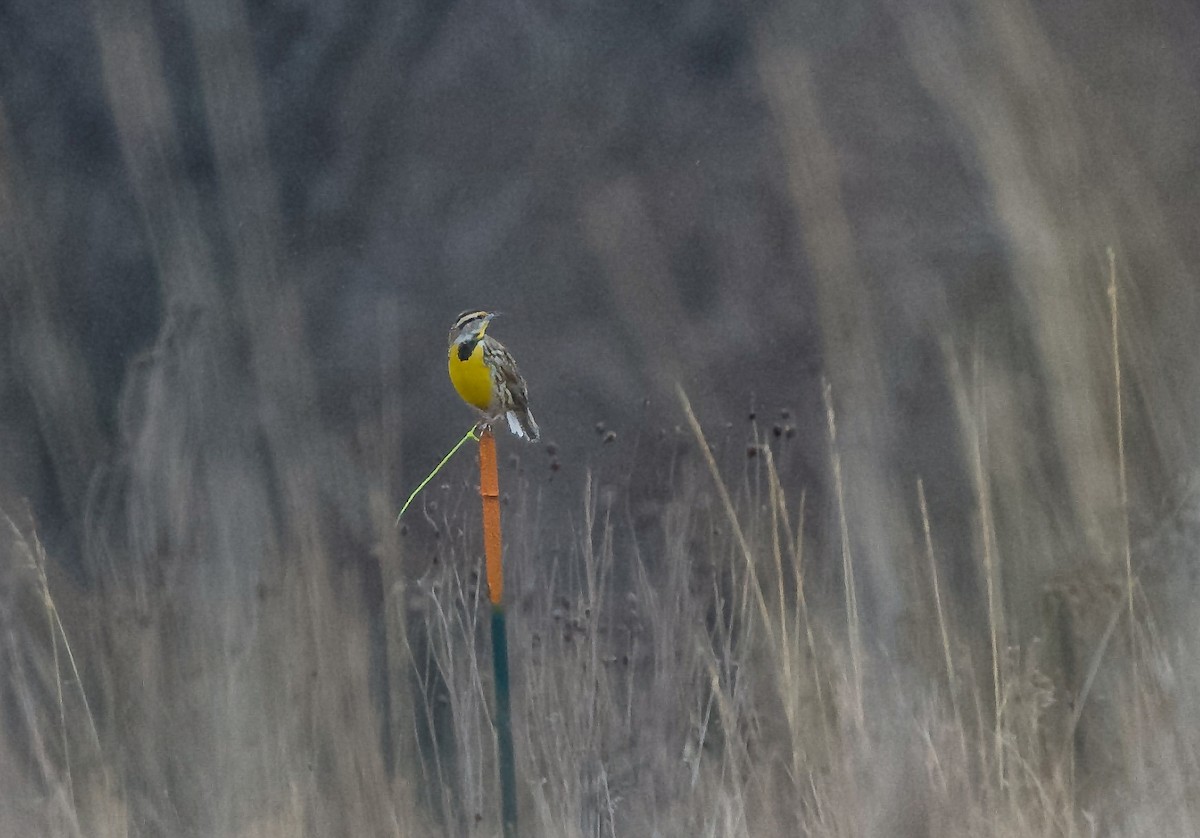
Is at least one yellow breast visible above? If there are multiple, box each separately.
[448,341,494,411]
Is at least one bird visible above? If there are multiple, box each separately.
[447,310,541,441]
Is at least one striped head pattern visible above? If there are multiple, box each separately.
[449,310,496,346]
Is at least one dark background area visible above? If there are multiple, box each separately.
[3,0,1197,553]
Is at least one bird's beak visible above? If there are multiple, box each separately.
[480,312,499,335]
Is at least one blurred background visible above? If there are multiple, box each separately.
[1,0,1199,835]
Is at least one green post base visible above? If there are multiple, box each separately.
[491,605,517,837]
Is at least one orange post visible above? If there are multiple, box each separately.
[478,426,503,604]
[478,426,518,834]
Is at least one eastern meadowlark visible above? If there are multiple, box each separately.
[448,310,541,442]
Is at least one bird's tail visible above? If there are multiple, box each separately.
[506,409,540,442]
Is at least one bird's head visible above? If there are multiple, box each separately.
[449,309,498,345]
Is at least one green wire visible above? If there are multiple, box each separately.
[395,425,480,525]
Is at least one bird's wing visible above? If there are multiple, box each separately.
[484,338,531,408]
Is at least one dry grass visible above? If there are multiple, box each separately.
[1,354,1196,836]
